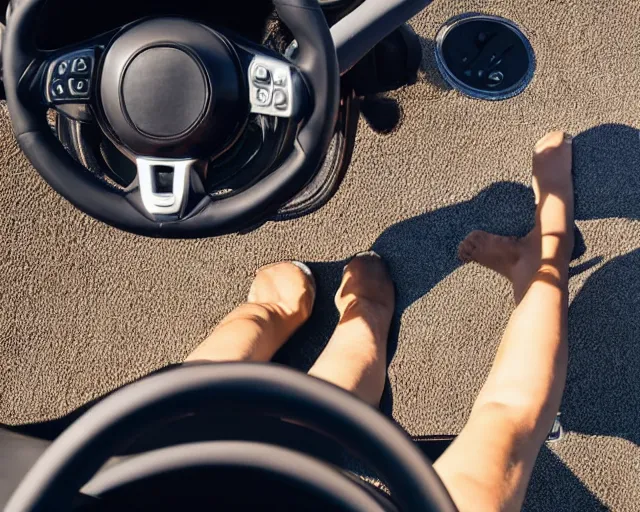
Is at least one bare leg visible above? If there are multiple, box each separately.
[308,253,395,407]
[186,262,315,363]
[436,132,573,511]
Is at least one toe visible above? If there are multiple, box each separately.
[458,240,473,262]
[337,252,394,311]
[256,260,297,275]
[534,131,572,155]
[463,237,477,251]
[459,231,493,263]
[343,252,388,279]
[250,261,316,321]
[466,230,488,250]
[256,261,314,286]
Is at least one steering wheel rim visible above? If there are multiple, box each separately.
[5,363,457,511]
[82,441,392,511]
[3,0,340,238]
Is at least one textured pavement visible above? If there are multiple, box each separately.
[1,1,640,510]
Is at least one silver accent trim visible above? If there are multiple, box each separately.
[68,78,88,97]
[546,413,564,443]
[136,157,196,216]
[248,55,294,118]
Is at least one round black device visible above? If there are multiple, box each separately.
[435,14,535,100]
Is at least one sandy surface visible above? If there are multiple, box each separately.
[1,1,639,509]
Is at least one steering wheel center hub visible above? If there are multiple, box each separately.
[99,18,245,159]
[121,46,209,139]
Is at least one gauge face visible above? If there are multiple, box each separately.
[436,15,535,100]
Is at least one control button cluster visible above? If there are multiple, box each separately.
[47,51,94,103]
[249,56,293,118]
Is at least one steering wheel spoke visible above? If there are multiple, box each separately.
[37,27,118,121]
[45,49,94,104]
[135,157,202,217]
[40,47,97,122]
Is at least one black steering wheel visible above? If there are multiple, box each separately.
[3,0,339,237]
[4,364,457,511]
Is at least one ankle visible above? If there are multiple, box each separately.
[337,295,393,321]
[536,262,568,282]
[222,302,302,336]
[336,297,393,344]
[260,301,311,333]
[540,233,573,263]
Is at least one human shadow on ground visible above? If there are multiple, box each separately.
[278,122,640,396]
[562,124,640,454]
[417,36,453,92]
[563,248,640,445]
[276,123,640,509]
[275,179,537,396]
[524,446,609,511]
[524,245,639,511]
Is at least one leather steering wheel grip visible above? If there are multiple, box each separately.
[5,364,457,512]
[2,0,340,238]
[81,442,390,511]
[273,0,340,157]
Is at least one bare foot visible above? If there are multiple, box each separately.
[308,252,395,406]
[335,251,395,332]
[335,251,395,366]
[247,261,316,327]
[458,131,574,303]
[186,261,315,363]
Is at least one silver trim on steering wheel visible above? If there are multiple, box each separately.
[136,157,196,216]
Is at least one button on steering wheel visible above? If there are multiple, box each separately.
[3,0,339,237]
